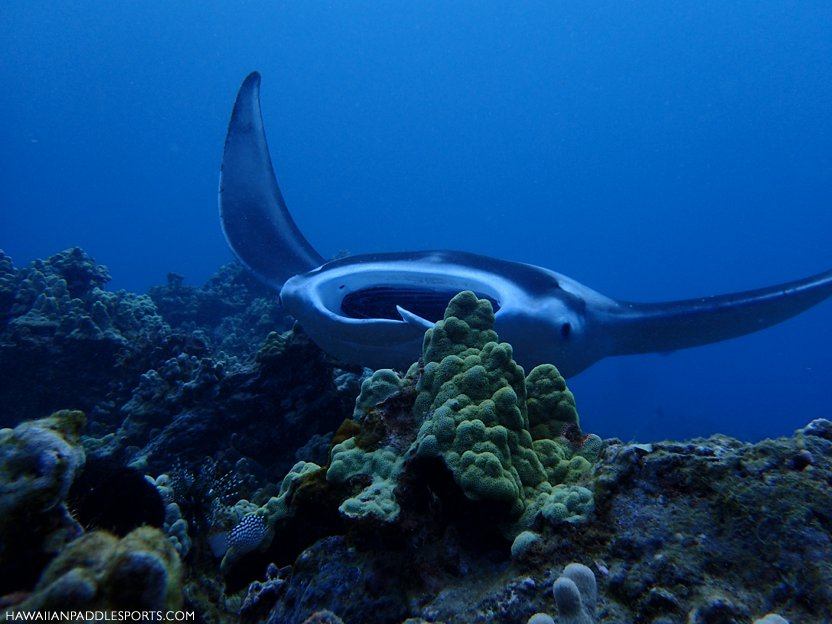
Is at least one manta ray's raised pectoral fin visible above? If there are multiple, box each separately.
[219,72,324,287]
[608,267,832,356]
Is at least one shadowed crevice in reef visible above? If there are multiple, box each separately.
[67,458,165,536]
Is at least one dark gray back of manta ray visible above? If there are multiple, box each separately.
[219,72,324,287]
[317,249,568,296]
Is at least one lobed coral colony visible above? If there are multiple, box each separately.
[219,290,601,574]
[1,248,830,623]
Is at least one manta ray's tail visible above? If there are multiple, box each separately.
[219,72,324,287]
[607,268,832,356]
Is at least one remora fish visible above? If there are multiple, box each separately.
[219,72,831,375]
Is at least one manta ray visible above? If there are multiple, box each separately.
[219,72,831,376]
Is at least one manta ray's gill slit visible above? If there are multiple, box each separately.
[340,286,500,322]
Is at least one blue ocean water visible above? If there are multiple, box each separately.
[2,2,830,442]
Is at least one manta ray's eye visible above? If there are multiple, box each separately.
[561,322,572,339]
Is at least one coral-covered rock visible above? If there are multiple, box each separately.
[0,409,85,523]
[239,563,291,622]
[319,292,601,531]
[90,326,356,481]
[592,428,832,623]
[265,536,408,624]
[223,292,603,598]
[15,527,182,611]
[0,410,86,594]
[148,262,287,359]
[0,249,173,427]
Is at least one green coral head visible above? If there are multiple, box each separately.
[443,290,495,329]
[422,291,499,364]
[256,288,602,543]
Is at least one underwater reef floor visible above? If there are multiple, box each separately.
[0,248,829,624]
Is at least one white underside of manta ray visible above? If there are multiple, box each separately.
[219,72,832,377]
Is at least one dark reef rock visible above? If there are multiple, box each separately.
[589,425,831,622]
[0,247,360,490]
[265,537,409,624]
[0,249,291,429]
[93,327,361,480]
[248,424,829,624]
[0,248,174,427]
[239,563,292,623]
[148,263,289,360]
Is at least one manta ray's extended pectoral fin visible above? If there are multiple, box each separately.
[608,267,832,356]
[219,73,324,287]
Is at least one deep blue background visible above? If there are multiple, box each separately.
[2,2,831,441]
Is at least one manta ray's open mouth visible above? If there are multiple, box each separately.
[341,286,501,322]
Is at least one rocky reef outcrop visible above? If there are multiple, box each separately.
[0,248,173,426]
[217,292,601,578]
[93,326,359,478]
[0,245,362,473]
[0,249,294,429]
[0,248,827,624]
[0,410,87,592]
[17,526,183,612]
[226,421,828,624]
[148,263,288,360]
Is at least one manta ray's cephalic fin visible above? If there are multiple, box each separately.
[396,305,434,330]
[609,267,832,356]
[219,72,324,287]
